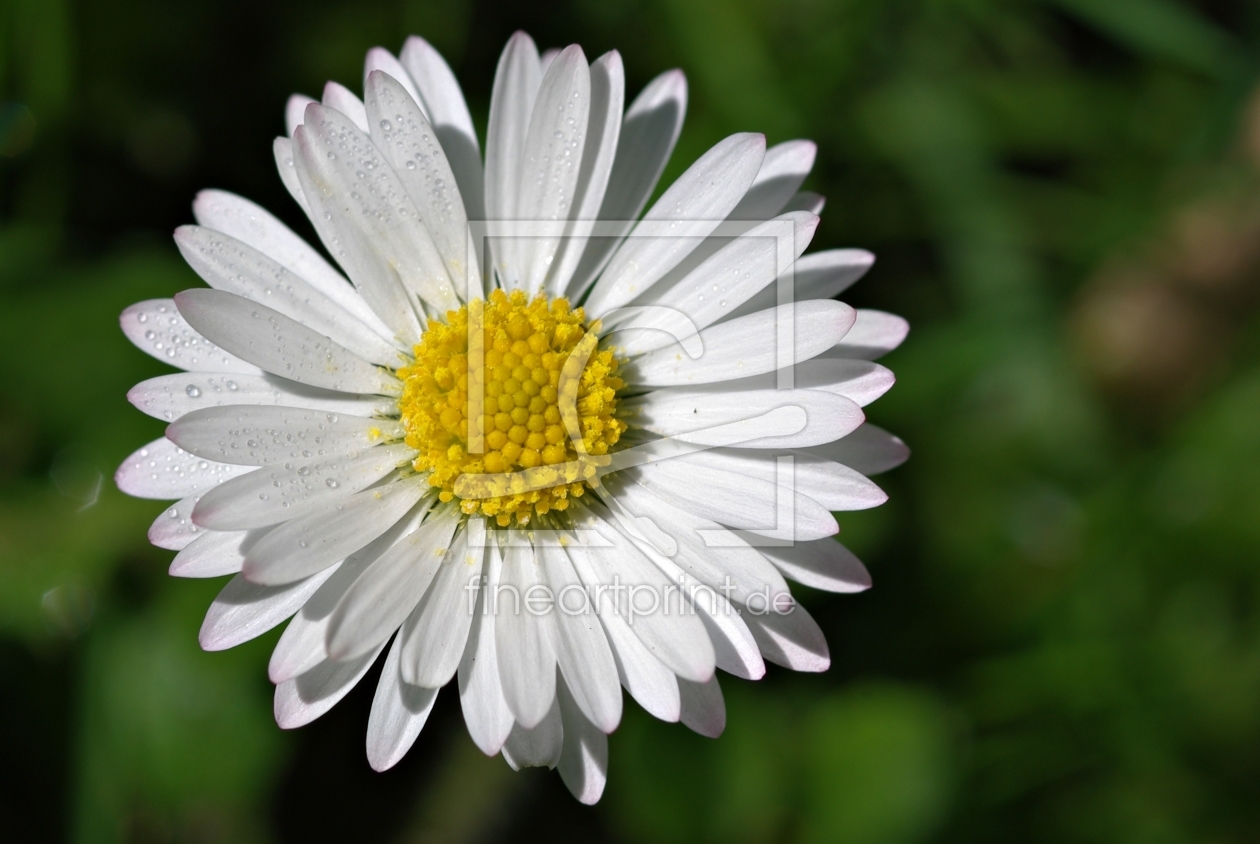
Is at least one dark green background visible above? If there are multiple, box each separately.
[3,0,1260,841]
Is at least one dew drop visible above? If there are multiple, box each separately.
[325,479,340,488]
[185,385,202,398]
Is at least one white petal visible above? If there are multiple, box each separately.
[802,423,910,476]
[199,565,338,651]
[665,447,888,512]
[568,507,716,683]
[626,458,838,541]
[602,475,790,605]
[269,508,426,683]
[514,45,590,294]
[273,136,311,216]
[292,115,423,345]
[566,69,687,296]
[128,372,395,424]
[191,189,393,339]
[120,299,262,374]
[743,602,830,672]
[366,633,439,771]
[612,211,818,354]
[116,437,253,500]
[167,405,403,467]
[174,225,399,366]
[484,32,541,284]
[399,523,483,687]
[627,387,864,449]
[593,594,681,722]
[174,289,399,395]
[539,540,622,732]
[494,537,558,729]
[169,528,250,578]
[625,300,855,387]
[363,47,425,114]
[783,191,826,214]
[724,248,875,322]
[501,695,563,771]
[668,358,893,408]
[759,538,872,594]
[548,50,623,297]
[147,494,205,550]
[364,71,479,297]
[286,94,315,136]
[191,443,413,530]
[399,35,485,222]
[243,477,429,585]
[557,679,609,805]
[322,81,369,132]
[274,643,384,729]
[678,676,725,738]
[824,309,909,360]
[325,508,460,660]
[458,539,516,755]
[728,140,817,221]
[585,133,766,314]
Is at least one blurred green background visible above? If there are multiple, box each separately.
[3,0,1260,841]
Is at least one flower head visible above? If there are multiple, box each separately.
[116,31,909,803]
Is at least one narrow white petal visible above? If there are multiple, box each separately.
[286,94,315,137]
[515,45,590,294]
[365,71,479,298]
[244,477,429,585]
[116,437,253,501]
[494,538,558,729]
[191,190,393,339]
[129,372,395,424]
[592,594,681,722]
[664,447,887,512]
[743,602,830,672]
[147,494,205,550]
[273,136,311,216]
[783,191,826,214]
[602,475,790,604]
[400,35,485,222]
[612,212,818,354]
[458,539,515,755]
[274,643,384,729]
[174,225,400,365]
[724,248,875,322]
[662,358,893,409]
[326,508,460,661]
[174,289,399,395]
[557,679,609,804]
[802,423,910,476]
[400,523,483,687]
[678,676,725,738]
[363,47,425,113]
[322,81,369,132]
[191,443,413,530]
[539,540,622,732]
[627,458,838,541]
[549,50,623,297]
[169,528,250,578]
[199,565,338,651]
[167,405,402,467]
[728,140,817,221]
[585,133,766,314]
[568,507,716,683]
[759,538,872,594]
[502,695,563,770]
[824,309,909,360]
[627,387,864,449]
[566,69,687,296]
[625,301,855,387]
[484,32,541,284]
[269,508,426,683]
[366,633,439,771]
[120,299,262,374]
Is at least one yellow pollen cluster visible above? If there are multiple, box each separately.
[397,289,626,526]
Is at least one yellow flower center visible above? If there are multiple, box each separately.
[397,289,626,527]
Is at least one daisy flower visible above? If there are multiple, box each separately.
[116,32,909,803]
